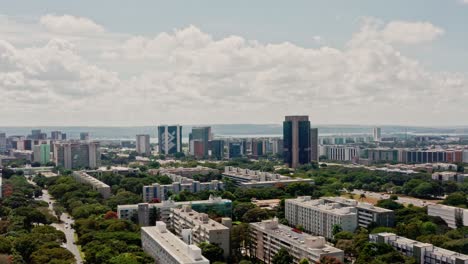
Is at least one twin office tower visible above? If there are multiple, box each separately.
[283,115,319,169]
[157,125,183,155]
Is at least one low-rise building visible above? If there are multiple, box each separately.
[72,171,111,199]
[151,166,219,178]
[249,218,344,264]
[285,197,358,239]
[143,173,223,202]
[118,195,232,226]
[428,204,468,229]
[432,172,468,183]
[370,232,468,264]
[170,205,231,259]
[322,197,395,227]
[222,166,313,188]
[141,222,209,264]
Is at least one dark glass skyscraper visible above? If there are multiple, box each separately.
[209,139,224,160]
[310,128,319,162]
[283,115,311,168]
[157,125,182,155]
[189,126,211,157]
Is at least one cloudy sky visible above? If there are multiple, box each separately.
[1,0,467,126]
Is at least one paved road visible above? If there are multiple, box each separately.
[31,181,83,264]
[351,189,439,207]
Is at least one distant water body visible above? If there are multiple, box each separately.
[1,125,467,141]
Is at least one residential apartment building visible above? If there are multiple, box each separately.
[249,218,344,264]
[401,149,463,164]
[53,141,101,169]
[222,166,313,188]
[283,115,311,168]
[141,222,209,264]
[322,197,395,228]
[72,171,111,199]
[117,195,232,226]
[370,233,468,264]
[285,197,358,239]
[143,173,224,202]
[136,134,151,156]
[319,145,360,162]
[158,125,182,155]
[366,148,400,163]
[171,205,231,258]
[152,166,219,178]
[432,172,468,183]
[428,204,468,229]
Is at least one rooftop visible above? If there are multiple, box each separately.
[171,206,229,231]
[287,197,357,216]
[142,222,208,264]
[251,219,342,254]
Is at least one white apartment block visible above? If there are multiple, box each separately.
[117,195,231,226]
[72,171,111,199]
[428,204,468,229]
[319,145,360,161]
[143,173,223,202]
[432,172,468,183]
[370,233,468,264]
[141,222,209,264]
[285,197,358,239]
[170,205,231,259]
[249,218,344,264]
[222,166,313,188]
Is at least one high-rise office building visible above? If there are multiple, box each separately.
[310,128,319,162]
[31,129,42,140]
[189,127,211,158]
[136,134,151,156]
[61,133,67,140]
[283,116,311,168]
[0,133,6,153]
[80,132,90,141]
[157,125,182,155]
[373,127,381,142]
[54,141,101,169]
[33,143,51,165]
[209,139,224,160]
[228,142,243,159]
[251,139,264,157]
[51,131,62,140]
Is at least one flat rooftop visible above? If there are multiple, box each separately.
[172,207,229,231]
[287,197,357,216]
[142,226,208,264]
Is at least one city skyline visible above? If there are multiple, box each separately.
[1,0,468,126]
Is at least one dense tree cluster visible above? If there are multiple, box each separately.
[0,175,74,263]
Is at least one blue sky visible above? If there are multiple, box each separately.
[2,0,467,71]
[0,0,467,126]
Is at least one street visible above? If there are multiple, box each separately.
[30,180,83,264]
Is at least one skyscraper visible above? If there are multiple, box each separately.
[283,115,311,168]
[136,134,151,156]
[157,125,182,155]
[80,132,90,141]
[54,141,101,169]
[51,131,62,140]
[373,127,381,142]
[0,133,6,153]
[228,142,243,159]
[209,139,224,160]
[33,143,51,165]
[310,128,319,162]
[31,129,42,140]
[189,127,211,158]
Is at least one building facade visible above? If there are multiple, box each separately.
[320,145,360,162]
[373,127,382,142]
[209,139,224,160]
[136,134,151,156]
[310,128,319,162]
[285,196,358,239]
[33,143,51,165]
[72,171,111,199]
[158,125,182,155]
[170,205,231,258]
[249,219,344,264]
[53,141,101,169]
[427,204,468,229]
[370,233,468,264]
[283,116,311,168]
[141,222,209,264]
[189,127,211,158]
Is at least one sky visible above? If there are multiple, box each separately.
[0,0,467,126]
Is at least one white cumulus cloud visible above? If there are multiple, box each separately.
[40,14,105,34]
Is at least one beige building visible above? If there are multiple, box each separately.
[285,196,358,239]
[249,218,344,264]
[428,204,468,229]
[170,205,231,259]
[72,171,111,199]
[141,222,209,264]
